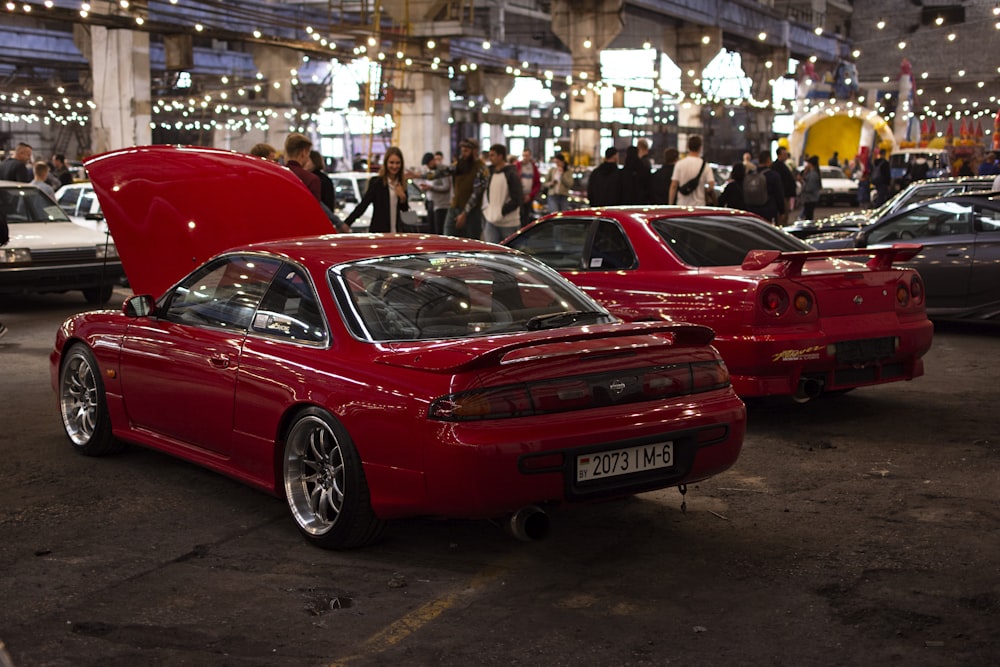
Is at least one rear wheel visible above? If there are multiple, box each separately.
[283,408,384,549]
[59,344,123,456]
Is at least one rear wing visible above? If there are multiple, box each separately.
[741,243,922,277]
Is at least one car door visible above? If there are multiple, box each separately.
[119,254,282,456]
[968,205,1000,308]
[870,200,975,306]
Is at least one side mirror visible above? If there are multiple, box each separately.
[123,294,155,317]
[854,231,868,248]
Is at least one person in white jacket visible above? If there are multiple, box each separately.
[481,144,525,244]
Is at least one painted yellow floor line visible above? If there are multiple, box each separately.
[329,560,514,666]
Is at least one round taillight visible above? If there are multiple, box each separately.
[896,282,910,306]
[910,276,925,305]
[761,285,789,316]
[793,291,814,315]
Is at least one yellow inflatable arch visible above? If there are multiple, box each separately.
[789,106,898,163]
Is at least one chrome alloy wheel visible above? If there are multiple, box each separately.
[284,415,345,536]
[60,350,100,446]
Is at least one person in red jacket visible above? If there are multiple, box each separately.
[515,148,541,227]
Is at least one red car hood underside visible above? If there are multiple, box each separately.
[85,145,332,297]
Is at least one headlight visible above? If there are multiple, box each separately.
[0,248,32,264]
[96,243,119,259]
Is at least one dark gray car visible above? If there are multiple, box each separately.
[809,192,1000,321]
[784,175,996,239]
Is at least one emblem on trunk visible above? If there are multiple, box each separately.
[853,295,863,305]
[609,379,627,396]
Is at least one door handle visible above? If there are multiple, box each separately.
[209,355,230,369]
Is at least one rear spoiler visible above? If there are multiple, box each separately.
[374,321,717,372]
[741,243,922,276]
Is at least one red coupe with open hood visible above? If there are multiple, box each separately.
[49,146,746,549]
[504,207,934,401]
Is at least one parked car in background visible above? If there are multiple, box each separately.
[329,171,428,233]
[816,165,858,206]
[808,191,1000,321]
[889,148,949,188]
[504,206,933,402]
[0,180,122,304]
[56,182,105,231]
[53,145,747,550]
[785,175,996,240]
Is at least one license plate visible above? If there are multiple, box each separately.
[836,336,895,364]
[576,442,674,483]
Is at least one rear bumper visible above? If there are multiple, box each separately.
[719,316,933,398]
[369,389,746,519]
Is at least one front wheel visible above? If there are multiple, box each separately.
[82,285,114,305]
[59,344,123,456]
[282,408,384,549]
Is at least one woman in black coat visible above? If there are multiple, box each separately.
[718,162,746,210]
[343,146,411,232]
[619,146,651,205]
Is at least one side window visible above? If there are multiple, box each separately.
[976,207,1000,233]
[251,265,327,343]
[588,220,635,270]
[57,187,80,210]
[869,203,973,244]
[163,255,281,330]
[506,220,590,269]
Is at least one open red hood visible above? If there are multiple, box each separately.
[85,145,333,297]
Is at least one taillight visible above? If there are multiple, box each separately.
[793,291,814,315]
[761,285,789,316]
[692,360,730,390]
[428,386,532,420]
[910,276,925,305]
[896,282,910,306]
[428,361,731,421]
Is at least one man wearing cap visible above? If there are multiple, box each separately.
[441,138,488,240]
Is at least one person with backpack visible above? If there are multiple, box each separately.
[742,150,785,224]
[669,135,714,206]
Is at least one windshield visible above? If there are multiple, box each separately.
[651,215,812,267]
[333,251,614,341]
[0,186,73,223]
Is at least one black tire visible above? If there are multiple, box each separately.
[58,344,124,456]
[282,408,385,549]
[83,285,114,305]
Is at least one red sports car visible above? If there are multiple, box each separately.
[504,206,934,401]
[50,147,746,549]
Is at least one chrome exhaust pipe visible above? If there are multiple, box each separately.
[508,506,550,541]
[793,377,824,403]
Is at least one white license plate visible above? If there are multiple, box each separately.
[576,442,674,483]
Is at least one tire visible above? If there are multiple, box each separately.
[282,408,385,549]
[83,285,114,305]
[59,344,124,456]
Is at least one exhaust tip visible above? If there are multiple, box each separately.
[793,377,824,403]
[508,506,550,541]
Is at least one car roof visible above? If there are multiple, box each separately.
[246,233,518,265]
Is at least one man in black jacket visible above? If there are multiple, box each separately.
[587,147,622,207]
[0,143,32,183]
[771,146,797,224]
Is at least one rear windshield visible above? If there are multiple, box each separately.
[0,186,72,223]
[650,215,811,267]
[333,251,614,341]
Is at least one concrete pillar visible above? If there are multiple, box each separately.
[393,71,453,168]
[551,0,624,164]
[78,24,151,152]
[740,48,786,152]
[247,44,303,150]
[664,25,721,150]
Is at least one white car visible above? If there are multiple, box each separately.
[328,171,429,233]
[1,181,123,303]
[55,182,106,231]
[815,166,858,206]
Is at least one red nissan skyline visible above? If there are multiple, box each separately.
[504,206,933,401]
[49,146,746,549]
